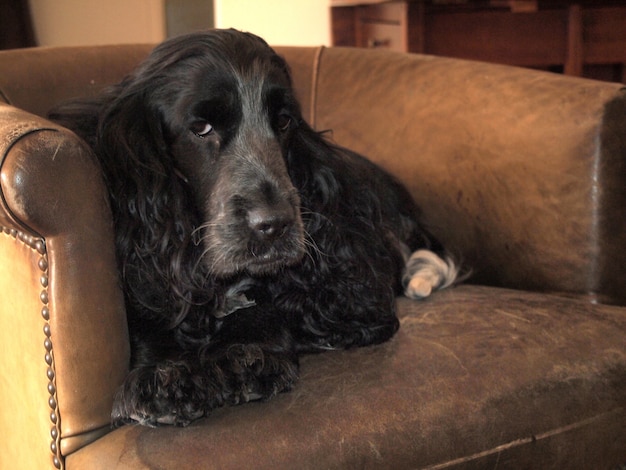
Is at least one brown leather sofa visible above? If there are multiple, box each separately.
[0,43,624,470]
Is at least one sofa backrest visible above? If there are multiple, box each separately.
[1,43,625,307]
[305,47,626,305]
[0,44,154,117]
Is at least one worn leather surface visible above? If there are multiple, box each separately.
[0,44,320,123]
[0,105,129,465]
[2,44,625,302]
[0,44,153,116]
[274,46,321,125]
[0,231,55,470]
[0,44,625,469]
[311,47,626,304]
[66,285,626,469]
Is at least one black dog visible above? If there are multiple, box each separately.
[50,29,458,426]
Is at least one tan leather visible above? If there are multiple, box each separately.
[310,47,626,305]
[0,105,129,468]
[274,46,322,125]
[1,44,625,469]
[67,287,626,469]
[0,229,56,470]
[0,44,154,116]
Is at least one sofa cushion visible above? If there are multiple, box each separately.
[66,285,625,469]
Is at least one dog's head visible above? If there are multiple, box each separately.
[99,29,307,278]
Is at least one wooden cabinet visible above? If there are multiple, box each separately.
[330,1,626,82]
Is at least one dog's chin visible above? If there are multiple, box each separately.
[244,251,304,276]
[210,249,305,279]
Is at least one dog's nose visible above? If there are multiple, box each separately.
[248,206,293,241]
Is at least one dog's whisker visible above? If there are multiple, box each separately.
[302,233,327,261]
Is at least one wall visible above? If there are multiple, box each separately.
[28,0,329,47]
[165,0,214,39]
[29,0,166,46]
[214,0,331,46]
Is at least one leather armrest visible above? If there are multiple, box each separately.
[0,103,128,468]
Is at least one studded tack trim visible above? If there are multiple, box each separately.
[1,226,62,470]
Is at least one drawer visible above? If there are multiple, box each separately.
[584,7,626,63]
[359,22,404,50]
[356,2,406,51]
[358,2,404,23]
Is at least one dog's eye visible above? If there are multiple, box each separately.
[190,121,214,137]
[277,113,293,133]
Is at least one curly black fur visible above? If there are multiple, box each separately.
[50,29,456,427]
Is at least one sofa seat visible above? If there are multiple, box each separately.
[66,285,625,469]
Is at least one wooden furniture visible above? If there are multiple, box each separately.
[331,0,626,82]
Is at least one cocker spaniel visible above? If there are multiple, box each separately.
[50,29,459,426]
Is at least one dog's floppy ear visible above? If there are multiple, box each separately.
[51,78,174,209]
[96,83,171,203]
[94,80,208,322]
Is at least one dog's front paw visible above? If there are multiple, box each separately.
[111,362,221,427]
[220,344,299,405]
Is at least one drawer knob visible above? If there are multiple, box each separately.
[367,38,391,48]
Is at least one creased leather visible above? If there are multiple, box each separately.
[66,286,626,469]
[1,105,129,466]
[0,44,624,470]
[0,232,56,470]
[0,44,154,116]
[313,47,626,304]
